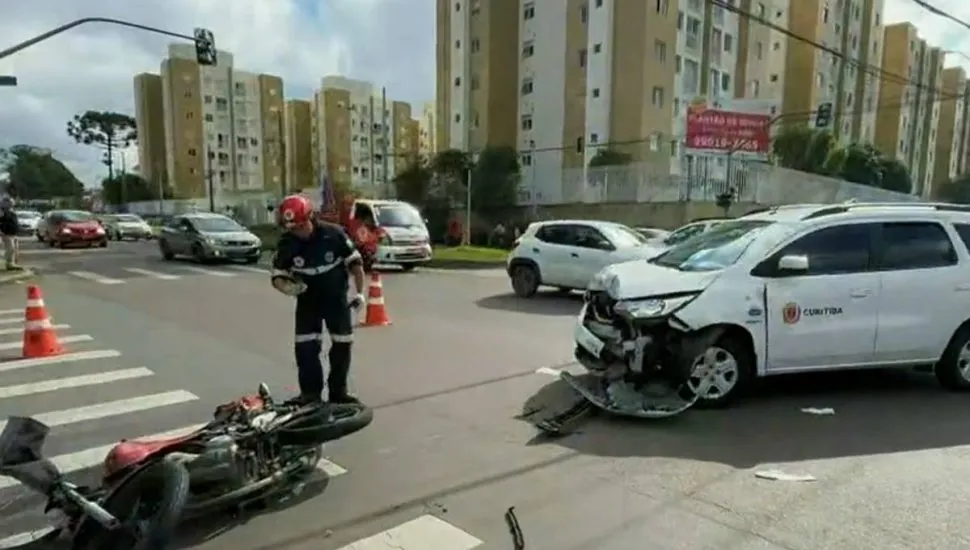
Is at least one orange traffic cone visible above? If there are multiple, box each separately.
[22,285,63,358]
[360,272,391,327]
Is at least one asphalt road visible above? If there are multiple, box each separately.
[0,239,968,549]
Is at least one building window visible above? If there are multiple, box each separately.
[590,133,599,143]
[471,38,480,52]
[455,2,460,11]
[523,2,535,19]
[655,40,666,62]
[521,114,533,130]
[652,86,665,107]
[576,137,584,152]
[522,40,535,58]
[186,112,194,119]
[455,39,461,49]
[579,49,587,67]
[454,76,461,86]
[592,88,600,98]
[455,113,461,123]
[595,0,602,7]
[188,148,197,156]
[521,78,534,95]
[593,43,602,54]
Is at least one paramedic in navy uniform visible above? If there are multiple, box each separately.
[270,194,366,405]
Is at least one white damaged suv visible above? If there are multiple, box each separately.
[574,202,970,407]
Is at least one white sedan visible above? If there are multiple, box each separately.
[506,219,667,298]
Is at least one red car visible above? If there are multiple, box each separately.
[40,210,108,248]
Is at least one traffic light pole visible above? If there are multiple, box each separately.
[0,17,201,61]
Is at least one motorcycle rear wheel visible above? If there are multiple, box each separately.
[72,459,190,550]
[275,403,373,446]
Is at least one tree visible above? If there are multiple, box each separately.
[393,155,434,206]
[66,111,137,182]
[877,157,912,194]
[431,148,473,204]
[838,144,883,188]
[2,145,84,200]
[470,145,520,209]
[101,173,173,206]
[588,148,632,168]
[771,127,837,174]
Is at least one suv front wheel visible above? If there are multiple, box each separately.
[935,325,970,390]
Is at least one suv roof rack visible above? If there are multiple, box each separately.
[802,201,970,220]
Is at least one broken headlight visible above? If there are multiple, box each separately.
[613,293,700,320]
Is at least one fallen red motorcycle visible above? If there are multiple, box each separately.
[0,383,373,549]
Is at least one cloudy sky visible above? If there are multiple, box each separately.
[0,0,967,187]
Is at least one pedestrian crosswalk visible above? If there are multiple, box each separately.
[58,262,270,285]
[0,304,488,550]
[0,308,347,546]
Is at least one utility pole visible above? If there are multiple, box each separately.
[206,145,216,212]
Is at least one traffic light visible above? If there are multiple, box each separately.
[193,28,217,66]
[815,102,833,129]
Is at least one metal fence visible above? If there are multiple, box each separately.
[519,159,920,206]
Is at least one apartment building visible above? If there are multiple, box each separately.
[417,102,437,156]
[873,23,942,196]
[782,0,883,143]
[284,99,315,192]
[310,76,416,195]
[932,67,968,190]
[153,43,285,204]
[133,73,167,188]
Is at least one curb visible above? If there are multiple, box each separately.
[0,269,35,285]
[423,260,506,270]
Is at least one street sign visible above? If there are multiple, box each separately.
[0,75,17,86]
[193,28,217,66]
[815,102,833,129]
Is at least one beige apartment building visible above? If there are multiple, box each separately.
[780,0,883,142]
[309,76,417,196]
[437,0,896,203]
[134,44,285,206]
[132,73,167,189]
[284,99,314,192]
[932,67,969,192]
[417,102,436,156]
[873,23,942,196]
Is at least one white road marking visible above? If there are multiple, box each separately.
[0,318,23,326]
[67,271,125,285]
[0,323,68,336]
[335,515,483,550]
[0,334,92,351]
[223,264,268,274]
[0,309,23,317]
[0,528,59,549]
[535,367,563,376]
[123,267,181,280]
[179,265,236,277]
[0,423,207,490]
[0,389,196,433]
[316,458,347,476]
[0,349,121,373]
[0,367,154,399]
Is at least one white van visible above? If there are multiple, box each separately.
[348,199,432,271]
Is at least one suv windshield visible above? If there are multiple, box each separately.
[16,211,39,219]
[375,205,423,227]
[651,220,773,271]
[600,223,648,248]
[60,211,94,222]
[116,215,142,223]
[191,216,243,232]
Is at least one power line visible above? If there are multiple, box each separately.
[907,0,970,31]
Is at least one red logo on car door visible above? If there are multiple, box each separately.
[782,302,801,325]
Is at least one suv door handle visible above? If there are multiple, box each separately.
[849,288,871,298]
[956,284,970,291]
[532,247,540,253]
[570,252,579,258]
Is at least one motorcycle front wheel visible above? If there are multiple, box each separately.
[72,459,190,550]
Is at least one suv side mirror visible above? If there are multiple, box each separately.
[597,239,614,251]
[778,254,809,272]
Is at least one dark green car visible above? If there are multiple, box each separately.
[157,212,261,263]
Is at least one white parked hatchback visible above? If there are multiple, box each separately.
[574,202,970,407]
[507,220,662,298]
